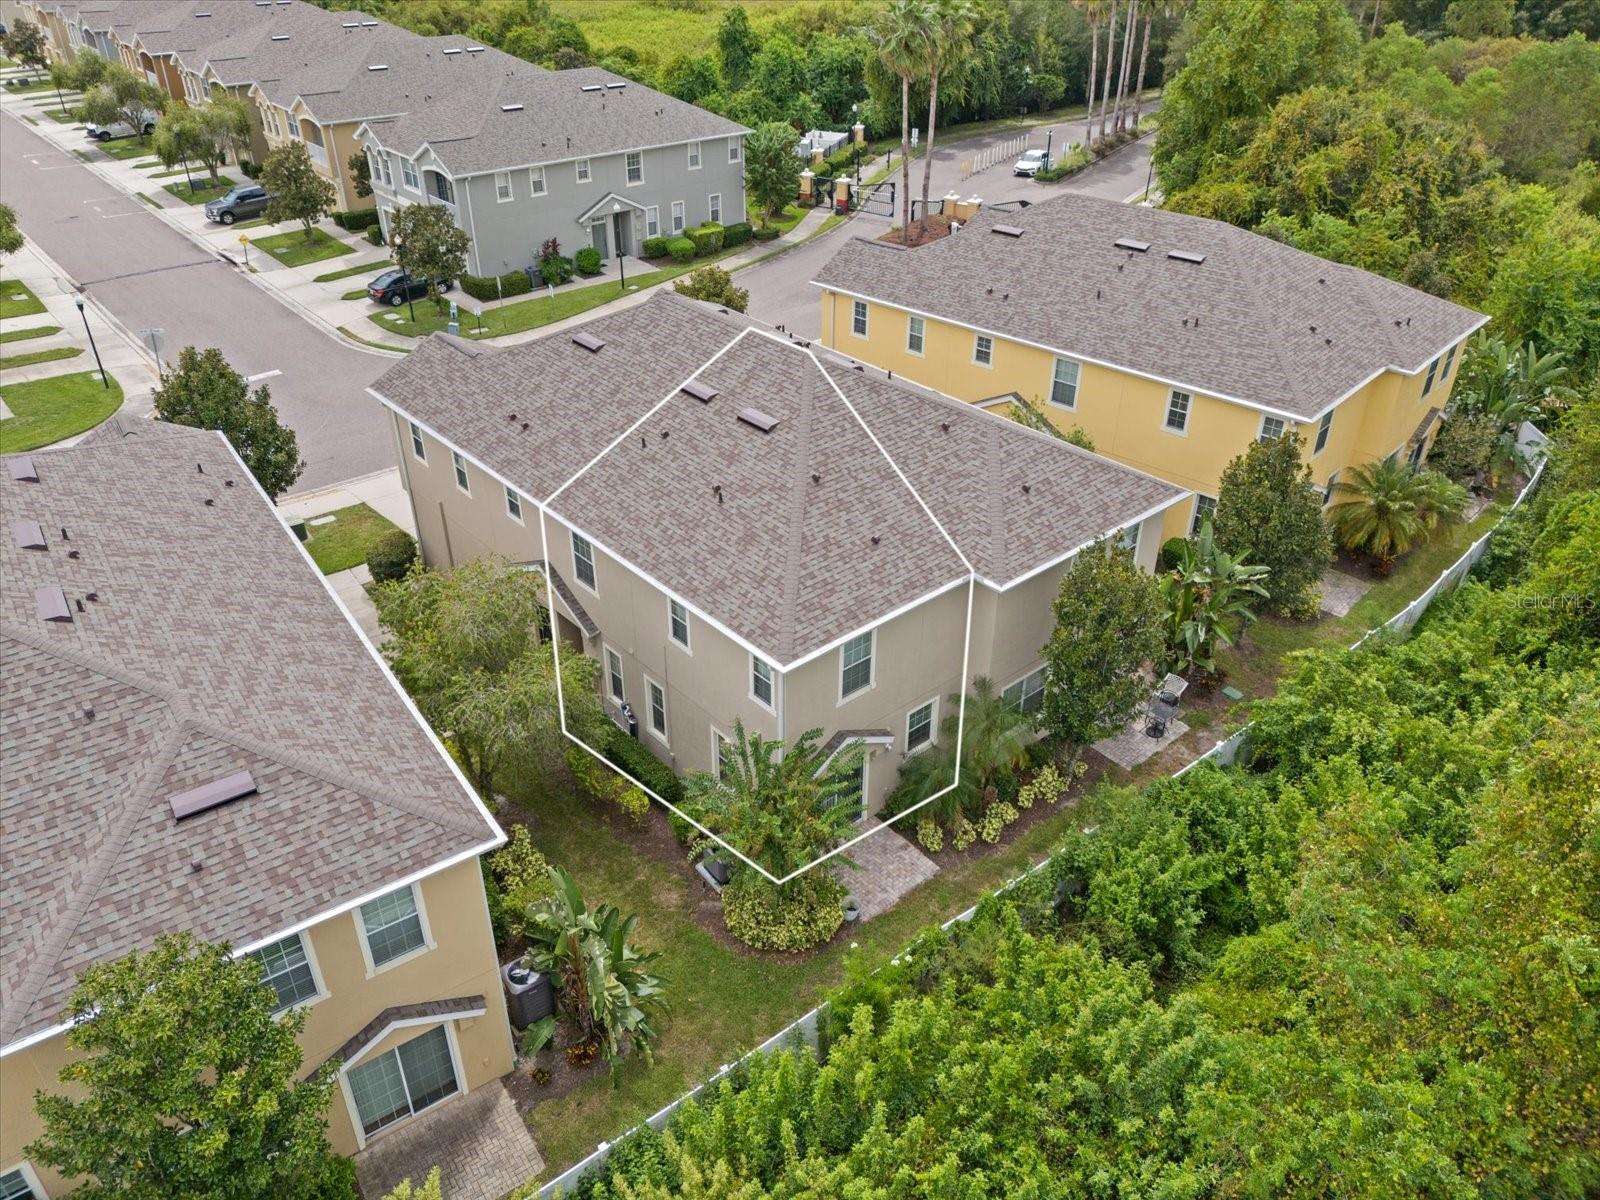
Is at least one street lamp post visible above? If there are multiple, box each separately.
[75,297,109,389]
[852,103,861,192]
[612,201,626,293]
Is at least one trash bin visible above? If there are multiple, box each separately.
[502,960,554,1030]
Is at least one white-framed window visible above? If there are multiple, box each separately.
[906,698,936,753]
[1118,521,1140,554]
[571,532,597,592]
[575,158,591,183]
[906,315,925,355]
[604,646,625,702]
[528,165,546,196]
[645,675,668,743]
[712,727,734,782]
[0,1165,46,1200]
[1190,493,1217,535]
[451,450,469,494]
[708,193,721,224]
[1259,415,1285,443]
[1313,410,1333,455]
[401,157,419,190]
[840,630,873,700]
[851,299,868,338]
[751,655,774,709]
[346,1024,459,1138]
[1441,343,1457,378]
[1422,356,1440,396]
[668,598,690,650]
[625,151,643,184]
[1164,389,1191,433]
[249,932,321,1013]
[645,205,659,237]
[408,421,426,462]
[356,884,429,972]
[728,137,742,163]
[379,154,393,186]
[1002,667,1046,715]
[973,334,994,366]
[1050,357,1080,408]
[1322,469,1340,507]
[687,141,702,170]
[671,200,685,232]
[504,485,523,523]
[494,171,513,202]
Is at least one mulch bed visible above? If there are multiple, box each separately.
[877,214,953,248]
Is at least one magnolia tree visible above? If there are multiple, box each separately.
[743,121,801,227]
[261,140,336,240]
[78,63,166,141]
[1212,431,1334,618]
[153,96,251,185]
[389,202,470,319]
[153,346,304,499]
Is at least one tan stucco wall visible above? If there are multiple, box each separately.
[0,858,512,1191]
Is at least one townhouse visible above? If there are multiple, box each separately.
[355,66,749,273]
[0,419,512,1197]
[368,293,1186,823]
[814,193,1489,541]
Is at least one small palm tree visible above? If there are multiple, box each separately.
[893,676,1032,824]
[874,0,934,246]
[1158,520,1269,677]
[1328,460,1467,572]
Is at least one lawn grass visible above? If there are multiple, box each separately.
[251,227,356,268]
[315,260,389,283]
[0,345,82,370]
[0,277,48,320]
[94,137,159,161]
[135,193,161,208]
[44,108,81,124]
[300,503,401,574]
[336,325,409,354]
[0,371,122,452]
[161,175,236,205]
[753,201,808,235]
[341,288,368,301]
[3,78,61,95]
[550,0,804,58]
[0,324,61,344]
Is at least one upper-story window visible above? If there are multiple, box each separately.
[528,165,546,196]
[840,631,873,699]
[625,151,643,184]
[669,599,690,649]
[687,141,702,170]
[851,299,868,338]
[401,157,419,190]
[751,655,774,709]
[1002,667,1045,714]
[495,171,513,202]
[973,334,994,366]
[1164,389,1191,433]
[906,315,925,355]
[504,485,523,523]
[358,884,427,970]
[1314,410,1333,454]
[1422,355,1441,396]
[451,450,469,494]
[377,152,392,187]
[576,158,592,183]
[409,421,426,462]
[1259,415,1285,443]
[1051,357,1080,408]
[728,137,742,163]
[1441,343,1457,379]
[429,171,454,204]
[249,933,319,1013]
[572,532,597,591]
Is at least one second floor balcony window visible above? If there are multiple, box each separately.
[429,172,455,205]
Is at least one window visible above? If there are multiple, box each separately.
[249,933,318,1012]
[409,421,426,462]
[1049,357,1080,408]
[1118,522,1140,554]
[687,141,702,170]
[346,1025,458,1138]
[625,151,643,184]
[906,700,935,752]
[451,450,469,494]
[429,171,452,203]
[605,647,624,702]
[358,885,426,970]
[0,1167,42,1200]
[840,631,873,699]
[713,729,734,781]
[671,200,685,232]
[851,299,868,338]
[575,158,591,183]
[528,165,546,196]
[401,157,418,190]
[728,137,742,163]
[708,193,721,223]
[1002,667,1045,715]
[645,205,659,237]
[973,334,994,366]
[504,485,523,523]
[495,171,513,202]
[907,315,925,355]
[751,656,774,708]
[1322,469,1339,506]
[1164,389,1191,433]
[1422,356,1440,396]
[379,154,393,187]
[1259,415,1285,442]
[571,532,596,591]
[646,677,667,741]
[1190,493,1217,536]
[1314,410,1333,454]
[668,599,690,649]
[1441,344,1457,378]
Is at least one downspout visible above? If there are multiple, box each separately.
[458,168,480,277]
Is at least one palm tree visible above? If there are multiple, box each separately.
[874,0,934,247]
[918,0,976,238]
[1080,1,1104,153]
[1327,459,1467,573]
[1456,335,1576,420]
[1096,0,1119,146]
[1129,1,1155,133]
[1110,0,1137,138]
[1158,519,1270,677]
[892,676,1032,825]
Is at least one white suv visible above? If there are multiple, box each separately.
[85,110,157,142]
[1013,148,1049,176]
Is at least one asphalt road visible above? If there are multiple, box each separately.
[0,113,394,494]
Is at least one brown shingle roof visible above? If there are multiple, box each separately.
[814,193,1488,421]
[0,424,501,1048]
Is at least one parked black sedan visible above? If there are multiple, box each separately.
[367,269,452,306]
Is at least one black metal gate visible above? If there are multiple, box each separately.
[854,179,896,216]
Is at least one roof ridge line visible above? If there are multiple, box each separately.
[1229,225,1316,416]
[982,417,1007,573]
[777,360,820,659]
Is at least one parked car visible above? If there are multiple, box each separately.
[1013,148,1050,177]
[367,269,451,306]
[85,111,158,142]
[203,185,272,225]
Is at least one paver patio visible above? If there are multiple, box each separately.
[1320,568,1375,617]
[354,1080,543,1200]
[835,820,940,922]
[1093,715,1191,770]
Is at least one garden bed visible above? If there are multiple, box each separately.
[877,213,953,248]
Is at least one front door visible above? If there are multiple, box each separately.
[612,210,631,257]
[589,221,608,260]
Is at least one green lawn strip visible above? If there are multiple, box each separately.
[0,278,48,320]
[299,503,400,575]
[336,325,409,354]
[94,137,159,161]
[0,345,82,370]
[21,114,37,126]
[751,201,808,235]
[0,324,62,344]
[45,109,82,125]
[250,228,356,268]
[135,192,162,208]
[161,175,236,205]
[3,79,61,95]
[315,260,389,283]
[341,288,369,301]
[0,371,122,453]
[147,166,194,178]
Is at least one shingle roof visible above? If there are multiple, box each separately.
[814,193,1488,421]
[0,422,501,1049]
[371,294,1186,664]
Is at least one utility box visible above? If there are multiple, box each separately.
[502,960,554,1030]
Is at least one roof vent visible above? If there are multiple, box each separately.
[193,10,211,16]
[581,84,604,93]
[11,520,46,550]
[681,380,717,402]
[1167,249,1206,264]
[501,103,524,112]
[342,19,358,26]
[368,64,388,71]
[361,18,379,25]
[169,770,257,821]
[1114,237,1150,252]
[991,224,1025,238]
[443,46,462,54]
[270,33,289,40]
[606,81,626,90]
[571,332,605,353]
[35,586,71,623]
[7,456,39,483]
[737,407,779,433]
[464,44,484,51]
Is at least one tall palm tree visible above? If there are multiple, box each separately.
[918,0,976,238]
[1328,459,1467,572]
[1080,1,1104,153]
[1110,0,1137,138]
[1129,1,1157,133]
[1096,0,1120,146]
[874,0,934,247]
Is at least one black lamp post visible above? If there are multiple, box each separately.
[852,103,861,193]
[75,297,109,389]
[612,201,626,293]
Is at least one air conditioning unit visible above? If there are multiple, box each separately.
[612,701,638,739]
[501,960,554,1030]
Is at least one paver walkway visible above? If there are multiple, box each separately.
[835,820,939,922]
[354,1080,543,1200]
[1094,715,1191,770]
[1320,568,1375,617]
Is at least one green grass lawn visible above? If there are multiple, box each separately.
[300,503,401,574]
[251,228,356,269]
[753,201,809,235]
[0,371,122,452]
[4,78,62,95]
[550,0,803,58]
[341,288,368,301]
[44,108,81,124]
[315,260,389,283]
[0,345,82,371]
[0,324,61,344]
[0,278,48,320]
[162,175,236,205]
[94,137,159,161]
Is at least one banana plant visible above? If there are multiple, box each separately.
[1158,519,1270,677]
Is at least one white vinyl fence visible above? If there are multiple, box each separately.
[961,133,1031,179]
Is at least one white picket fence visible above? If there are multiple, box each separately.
[961,133,1031,180]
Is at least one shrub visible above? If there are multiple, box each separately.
[459,273,497,302]
[666,237,696,263]
[686,222,724,256]
[722,874,845,952]
[641,235,672,259]
[604,725,684,806]
[481,860,509,948]
[539,255,574,286]
[332,208,381,231]
[722,221,753,247]
[1158,536,1189,571]
[365,224,384,246]
[1033,147,1090,182]
[978,801,1017,844]
[568,746,650,823]
[672,265,748,312]
[499,269,532,298]
[238,158,259,178]
[365,528,416,582]
[916,817,943,853]
[574,246,602,276]
[752,226,781,241]
[1017,764,1064,810]
[488,825,555,934]
[950,812,976,851]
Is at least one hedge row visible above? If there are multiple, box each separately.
[604,725,683,807]
[459,269,533,302]
[332,208,382,232]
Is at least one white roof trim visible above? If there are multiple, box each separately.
[337,1001,487,1071]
